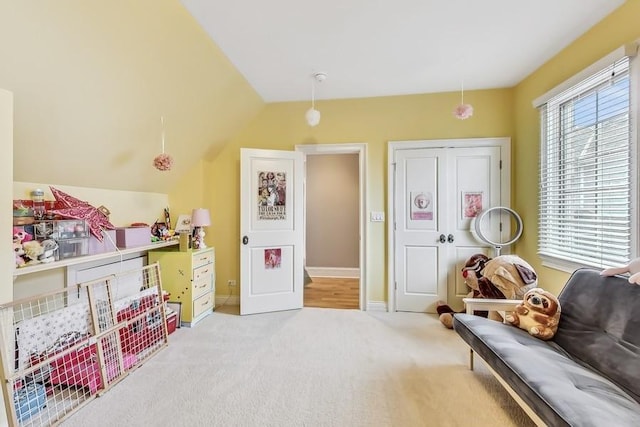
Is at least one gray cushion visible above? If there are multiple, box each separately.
[454,314,640,427]
[554,268,640,403]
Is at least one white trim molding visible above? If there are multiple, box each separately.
[533,40,639,108]
[216,295,240,307]
[304,267,360,278]
[387,137,511,313]
[296,143,368,311]
[366,301,388,312]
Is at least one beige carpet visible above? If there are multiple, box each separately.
[61,307,534,427]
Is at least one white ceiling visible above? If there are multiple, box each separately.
[180,0,624,103]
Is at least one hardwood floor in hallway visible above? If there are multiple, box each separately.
[303,276,360,309]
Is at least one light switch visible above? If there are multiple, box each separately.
[370,211,385,222]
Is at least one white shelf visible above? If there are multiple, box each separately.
[13,239,179,277]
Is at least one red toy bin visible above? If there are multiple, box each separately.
[166,312,178,335]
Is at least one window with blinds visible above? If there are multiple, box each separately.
[538,57,632,269]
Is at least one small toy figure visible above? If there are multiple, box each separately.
[505,288,561,340]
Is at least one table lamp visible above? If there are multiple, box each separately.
[191,208,211,250]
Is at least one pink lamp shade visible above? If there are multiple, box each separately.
[191,208,211,227]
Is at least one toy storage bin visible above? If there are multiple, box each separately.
[166,311,178,334]
[57,239,89,259]
[34,220,89,259]
[88,229,117,254]
[34,219,89,241]
[116,226,151,248]
[13,382,46,422]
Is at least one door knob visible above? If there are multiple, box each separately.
[242,236,249,245]
[439,234,446,243]
[448,234,454,243]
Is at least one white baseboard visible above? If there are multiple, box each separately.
[305,267,360,278]
[366,301,388,311]
[216,295,239,307]
[216,295,385,312]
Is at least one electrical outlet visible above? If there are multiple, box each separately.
[228,279,236,287]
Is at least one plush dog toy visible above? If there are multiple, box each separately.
[22,240,44,265]
[437,254,538,328]
[600,258,640,285]
[14,242,26,267]
[505,288,561,340]
[21,240,58,264]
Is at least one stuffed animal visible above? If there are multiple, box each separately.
[505,288,561,340]
[13,226,33,244]
[481,254,539,299]
[21,239,58,264]
[437,254,489,328]
[14,242,26,267]
[22,240,44,265]
[437,253,538,328]
[600,258,640,285]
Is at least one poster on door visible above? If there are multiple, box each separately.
[410,191,433,220]
[258,171,287,220]
[264,248,282,269]
[462,191,483,219]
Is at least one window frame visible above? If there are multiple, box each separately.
[535,44,639,273]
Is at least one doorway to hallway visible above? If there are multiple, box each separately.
[297,143,367,310]
[303,277,360,309]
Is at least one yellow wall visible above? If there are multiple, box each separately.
[1,0,263,194]
[13,182,169,227]
[167,160,206,223]
[202,89,514,303]
[196,0,640,303]
[7,1,639,305]
[513,0,640,295]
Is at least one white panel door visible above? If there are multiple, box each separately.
[240,148,304,315]
[394,146,502,313]
[394,148,449,313]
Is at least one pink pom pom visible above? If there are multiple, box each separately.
[453,104,474,120]
[153,153,173,171]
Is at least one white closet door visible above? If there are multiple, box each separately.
[394,145,502,313]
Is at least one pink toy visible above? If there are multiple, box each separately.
[13,226,33,244]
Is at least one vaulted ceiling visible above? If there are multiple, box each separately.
[2,1,626,193]
[181,0,625,101]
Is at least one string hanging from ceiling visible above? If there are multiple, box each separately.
[153,116,174,171]
[305,72,326,127]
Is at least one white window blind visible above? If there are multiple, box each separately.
[538,57,631,269]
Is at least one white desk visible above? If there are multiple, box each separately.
[463,298,521,316]
[13,239,178,277]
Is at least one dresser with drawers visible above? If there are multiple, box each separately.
[148,247,215,327]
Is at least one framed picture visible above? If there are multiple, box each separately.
[462,191,483,219]
[174,214,192,233]
[410,191,433,221]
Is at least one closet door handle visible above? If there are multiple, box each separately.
[242,236,249,245]
[439,234,446,243]
[448,234,454,243]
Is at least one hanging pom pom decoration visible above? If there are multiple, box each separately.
[453,81,474,120]
[153,116,174,171]
[153,153,173,171]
